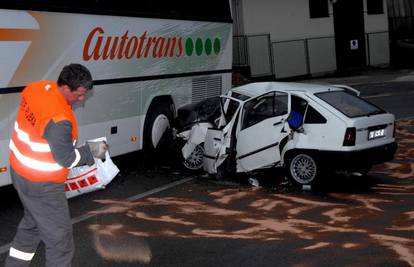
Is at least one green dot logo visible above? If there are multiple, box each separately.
[195,38,203,56]
[213,38,221,55]
[185,37,220,56]
[205,39,212,55]
[185,38,194,56]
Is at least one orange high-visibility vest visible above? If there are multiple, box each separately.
[9,80,78,183]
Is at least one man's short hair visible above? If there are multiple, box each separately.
[57,63,93,91]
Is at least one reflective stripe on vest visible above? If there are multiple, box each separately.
[14,122,51,152]
[9,140,63,172]
[10,81,76,182]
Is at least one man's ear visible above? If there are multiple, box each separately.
[61,85,72,92]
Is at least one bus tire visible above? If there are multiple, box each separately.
[143,103,173,153]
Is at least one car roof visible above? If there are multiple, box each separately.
[231,82,342,98]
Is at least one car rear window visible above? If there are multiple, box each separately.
[315,91,385,118]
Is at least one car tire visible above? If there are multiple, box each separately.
[143,103,173,153]
[182,143,205,171]
[287,152,320,185]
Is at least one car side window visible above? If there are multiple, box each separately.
[242,92,288,129]
[304,105,327,124]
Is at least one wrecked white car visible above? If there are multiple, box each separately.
[174,97,220,170]
[203,82,397,185]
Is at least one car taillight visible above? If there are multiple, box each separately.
[343,127,356,146]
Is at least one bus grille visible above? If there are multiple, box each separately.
[192,76,222,103]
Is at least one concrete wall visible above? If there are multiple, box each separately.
[272,40,307,79]
[364,0,390,66]
[236,0,390,79]
[240,0,334,41]
[308,37,337,76]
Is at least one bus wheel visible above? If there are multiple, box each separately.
[144,104,173,152]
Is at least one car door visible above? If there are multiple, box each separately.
[236,91,290,172]
[203,96,242,174]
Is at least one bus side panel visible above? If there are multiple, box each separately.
[0,9,232,187]
[141,78,192,118]
[3,10,232,88]
[0,94,19,186]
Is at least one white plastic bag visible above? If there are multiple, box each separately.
[65,143,120,199]
[96,151,120,185]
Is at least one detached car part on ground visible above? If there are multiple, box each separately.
[199,82,397,185]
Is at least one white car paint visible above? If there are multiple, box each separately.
[203,82,397,185]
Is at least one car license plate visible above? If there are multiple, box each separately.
[368,128,385,140]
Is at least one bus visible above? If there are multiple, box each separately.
[0,1,233,186]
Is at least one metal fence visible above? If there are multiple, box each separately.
[233,32,390,79]
[387,0,414,39]
[233,35,248,66]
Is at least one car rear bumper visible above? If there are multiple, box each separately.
[319,142,398,170]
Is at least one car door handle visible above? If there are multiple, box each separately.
[213,138,221,141]
[273,121,282,126]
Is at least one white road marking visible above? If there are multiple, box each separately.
[365,93,391,99]
[364,90,414,99]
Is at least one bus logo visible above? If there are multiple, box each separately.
[83,27,221,61]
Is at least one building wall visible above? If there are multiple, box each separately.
[240,0,334,41]
[364,0,389,33]
[364,0,389,66]
[235,0,390,78]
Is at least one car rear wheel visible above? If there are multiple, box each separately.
[288,153,319,185]
[182,143,204,171]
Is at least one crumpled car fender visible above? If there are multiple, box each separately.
[178,122,213,159]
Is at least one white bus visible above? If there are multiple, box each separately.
[0,1,233,186]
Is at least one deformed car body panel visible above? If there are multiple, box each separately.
[203,97,242,174]
[178,122,212,159]
[201,81,397,184]
[203,128,226,174]
[204,91,293,173]
[235,91,291,172]
[235,116,287,172]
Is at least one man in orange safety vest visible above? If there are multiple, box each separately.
[6,63,107,267]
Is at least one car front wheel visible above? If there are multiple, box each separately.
[182,143,204,171]
[288,153,319,185]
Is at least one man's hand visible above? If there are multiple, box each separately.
[87,141,108,159]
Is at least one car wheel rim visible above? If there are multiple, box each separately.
[290,154,317,184]
[183,144,204,170]
[151,114,170,148]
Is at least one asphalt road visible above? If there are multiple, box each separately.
[0,78,413,267]
[356,81,414,120]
